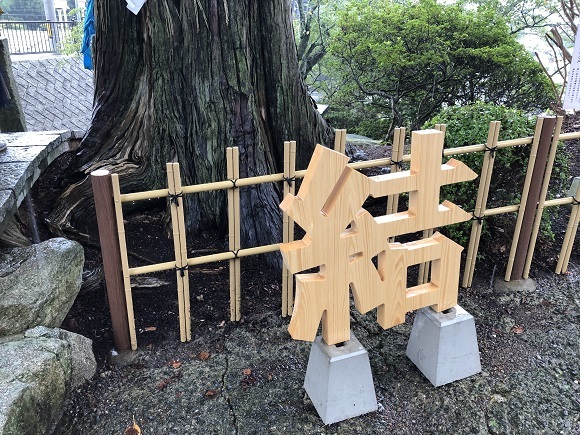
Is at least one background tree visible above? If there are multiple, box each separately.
[534,0,579,110]
[323,0,554,139]
[49,0,332,251]
[292,0,329,79]
[466,0,556,35]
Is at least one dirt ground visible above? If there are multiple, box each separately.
[18,122,580,434]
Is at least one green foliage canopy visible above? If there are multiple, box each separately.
[324,0,554,139]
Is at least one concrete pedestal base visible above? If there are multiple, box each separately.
[304,333,377,424]
[406,305,481,387]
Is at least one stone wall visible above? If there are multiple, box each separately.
[11,55,93,131]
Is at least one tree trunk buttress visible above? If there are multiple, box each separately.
[49,0,332,251]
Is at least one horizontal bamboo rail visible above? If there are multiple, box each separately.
[123,196,576,279]
[118,135,550,204]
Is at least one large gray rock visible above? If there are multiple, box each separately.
[0,238,84,336]
[0,336,71,435]
[25,326,96,389]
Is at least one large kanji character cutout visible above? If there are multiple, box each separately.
[280,130,477,345]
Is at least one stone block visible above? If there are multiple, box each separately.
[304,333,377,424]
[406,306,481,387]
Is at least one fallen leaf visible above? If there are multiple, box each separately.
[511,325,525,334]
[196,295,204,301]
[169,359,182,369]
[157,378,170,390]
[198,351,210,361]
[144,326,157,332]
[205,389,219,398]
[124,417,141,435]
[242,368,252,375]
[218,320,226,327]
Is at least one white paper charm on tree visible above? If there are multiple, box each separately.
[126,0,147,15]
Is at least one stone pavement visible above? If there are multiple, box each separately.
[0,130,81,236]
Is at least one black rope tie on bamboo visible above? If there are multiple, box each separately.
[472,214,485,225]
[229,178,238,188]
[390,160,404,170]
[484,143,498,158]
[283,176,296,187]
[572,199,580,206]
[231,249,240,259]
[168,192,183,206]
[175,265,188,277]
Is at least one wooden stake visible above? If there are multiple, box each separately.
[167,163,191,342]
[523,116,563,278]
[91,170,131,352]
[556,182,580,273]
[462,121,500,288]
[111,174,138,350]
[504,118,546,281]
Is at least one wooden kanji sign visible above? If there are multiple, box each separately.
[279,130,477,345]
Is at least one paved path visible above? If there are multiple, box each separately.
[0,130,81,235]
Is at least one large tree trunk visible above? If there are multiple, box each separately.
[49,0,331,250]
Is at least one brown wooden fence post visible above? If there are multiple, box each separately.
[509,116,557,281]
[91,169,131,351]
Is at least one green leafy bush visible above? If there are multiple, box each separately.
[424,102,569,257]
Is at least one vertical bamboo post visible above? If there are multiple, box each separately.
[281,141,298,317]
[556,181,580,274]
[233,148,241,320]
[91,170,131,352]
[111,173,138,350]
[417,125,445,284]
[282,141,290,317]
[227,148,236,320]
[227,147,242,321]
[167,163,191,342]
[175,164,192,340]
[523,116,563,278]
[287,141,297,313]
[504,118,544,280]
[386,127,405,215]
[387,127,405,243]
[334,129,347,154]
[462,121,500,288]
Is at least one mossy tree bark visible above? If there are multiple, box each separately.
[50,0,331,250]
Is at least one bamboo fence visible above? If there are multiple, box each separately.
[96,119,580,350]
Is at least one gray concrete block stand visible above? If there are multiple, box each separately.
[304,333,377,424]
[406,305,481,387]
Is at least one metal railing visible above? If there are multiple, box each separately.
[0,20,80,54]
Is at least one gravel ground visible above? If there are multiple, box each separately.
[53,258,579,435]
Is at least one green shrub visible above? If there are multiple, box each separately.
[424,102,570,257]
